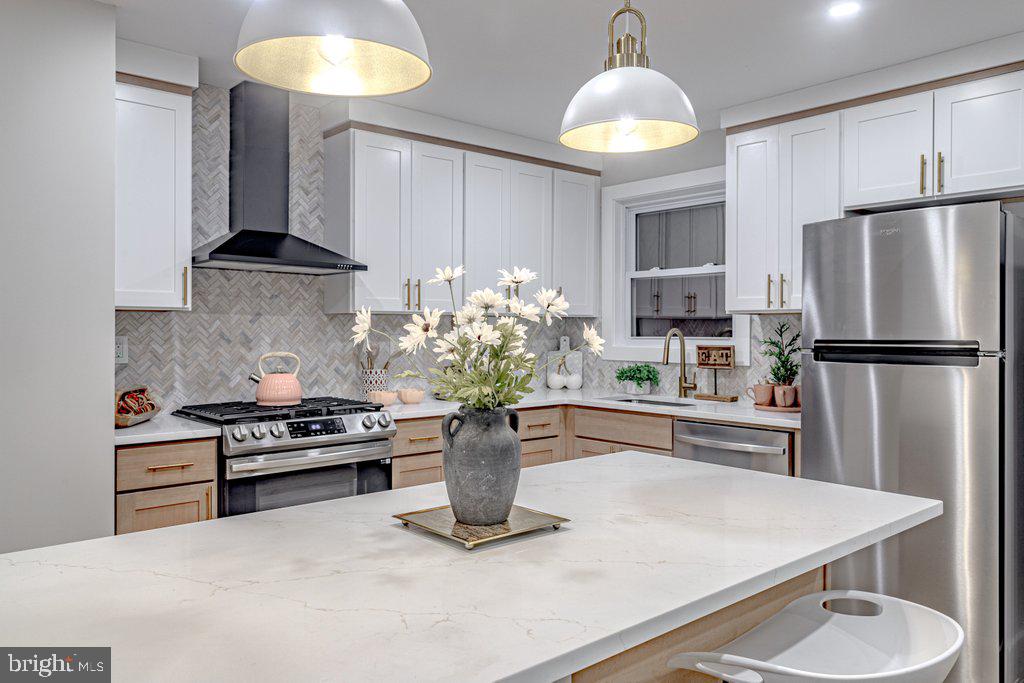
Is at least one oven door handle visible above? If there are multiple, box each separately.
[673,434,786,456]
[228,443,392,478]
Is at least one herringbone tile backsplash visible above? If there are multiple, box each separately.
[115,83,800,409]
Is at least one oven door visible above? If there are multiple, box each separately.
[221,440,392,516]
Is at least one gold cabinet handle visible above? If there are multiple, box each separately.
[653,287,661,314]
[408,435,439,443]
[404,277,411,309]
[182,266,188,306]
[689,292,696,314]
[779,273,786,308]
[527,422,552,429]
[205,486,212,520]
[416,279,422,310]
[919,153,927,195]
[937,151,945,194]
[147,462,194,472]
[766,274,773,308]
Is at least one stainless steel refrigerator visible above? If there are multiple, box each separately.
[801,201,1024,683]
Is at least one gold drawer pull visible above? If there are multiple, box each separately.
[147,462,194,472]
[205,486,212,520]
[182,266,188,306]
[527,423,552,429]
[408,435,439,443]
[937,151,945,194]
[919,153,927,195]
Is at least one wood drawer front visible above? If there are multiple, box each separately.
[393,451,444,489]
[394,417,444,456]
[517,407,562,440]
[116,481,215,534]
[521,436,562,468]
[573,408,673,451]
[116,439,217,492]
[571,437,671,460]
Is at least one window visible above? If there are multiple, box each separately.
[599,166,750,365]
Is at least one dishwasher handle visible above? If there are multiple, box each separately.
[673,434,787,456]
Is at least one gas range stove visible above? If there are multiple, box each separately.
[175,396,396,517]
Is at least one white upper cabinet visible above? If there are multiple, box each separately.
[412,142,464,310]
[778,112,840,312]
[352,131,413,311]
[552,169,600,316]
[464,153,512,297]
[842,92,934,207]
[725,125,778,313]
[934,71,1024,196]
[115,83,192,310]
[509,161,553,302]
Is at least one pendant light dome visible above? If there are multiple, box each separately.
[560,1,698,153]
[234,0,431,97]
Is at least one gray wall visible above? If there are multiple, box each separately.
[601,129,726,186]
[0,0,115,551]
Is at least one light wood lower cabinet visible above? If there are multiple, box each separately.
[115,481,215,534]
[571,436,672,460]
[393,450,444,489]
[573,408,673,451]
[394,416,445,456]
[115,438,218,534]
[516,406,562,440]
[521,436,562,468]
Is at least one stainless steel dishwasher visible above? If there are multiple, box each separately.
[673,420,792,476]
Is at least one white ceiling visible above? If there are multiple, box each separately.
[112,0,1024,143]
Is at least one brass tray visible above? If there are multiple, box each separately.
[394,505,568,549]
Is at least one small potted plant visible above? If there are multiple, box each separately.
[615,363,660,395]
[760,321,801,407]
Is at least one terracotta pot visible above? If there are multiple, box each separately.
[774,384,798,408]
[745,384,775,406]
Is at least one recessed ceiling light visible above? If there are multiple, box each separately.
[829,1,861,18]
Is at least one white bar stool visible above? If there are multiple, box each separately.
[668,590,963,682]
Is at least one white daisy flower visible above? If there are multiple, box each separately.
[427,265,465,285]
[454,303,485,326]
[534,288,570,325]
[351,306,372,346]
[464,321,501,347]
[400,308,443,353]
[497,267,538,288]
[496,316,528,340]
[467,287,506,312]
[507,297,541,323]
[433,330,461,362]
[583,323,605,356]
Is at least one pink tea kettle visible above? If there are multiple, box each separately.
[249,352,302,406]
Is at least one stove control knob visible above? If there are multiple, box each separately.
[361,414,377,430]
[251,424,267,440]
[231,426,249,442]
[377,413,392,428]
[269,423,285,438]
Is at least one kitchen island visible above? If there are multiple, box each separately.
[0,453,939,682]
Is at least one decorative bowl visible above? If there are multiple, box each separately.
[398,388,425,404]
[367,390,398,406]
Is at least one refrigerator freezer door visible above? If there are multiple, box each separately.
[802,202,1002,350]
[801,352,1000,683]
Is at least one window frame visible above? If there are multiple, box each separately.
[600,166,751,365]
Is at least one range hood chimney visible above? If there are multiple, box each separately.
[192,81,366,275]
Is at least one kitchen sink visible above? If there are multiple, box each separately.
[598,396,696,408]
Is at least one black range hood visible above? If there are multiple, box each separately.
[192,81,366,275]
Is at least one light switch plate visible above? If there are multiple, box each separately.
[114,336,128,364]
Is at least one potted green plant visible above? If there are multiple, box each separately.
[615,363,660,395]
[760,321,801,407]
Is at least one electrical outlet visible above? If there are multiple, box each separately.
[114,336,128,364]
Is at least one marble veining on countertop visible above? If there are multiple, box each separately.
[0,453,938,682]
[113,412,221,446]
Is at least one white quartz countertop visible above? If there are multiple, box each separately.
[0,453,938,682]
[389,388,802,429]
[113,412,221,446]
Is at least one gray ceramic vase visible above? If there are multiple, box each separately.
[442,406,521,526]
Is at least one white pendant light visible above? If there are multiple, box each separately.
[560,1,699,153]
[234,0,431,97]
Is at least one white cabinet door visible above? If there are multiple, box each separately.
[115,84,191,310]
[842,92,933,207]
[552,170,600,316]
[934,71,1024,196]
[412,142,464,311]
[509,161,553,302]
[352,131,412,311]
[464,153,511,296]
[725,126,778,313]
[778,112,840,313]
